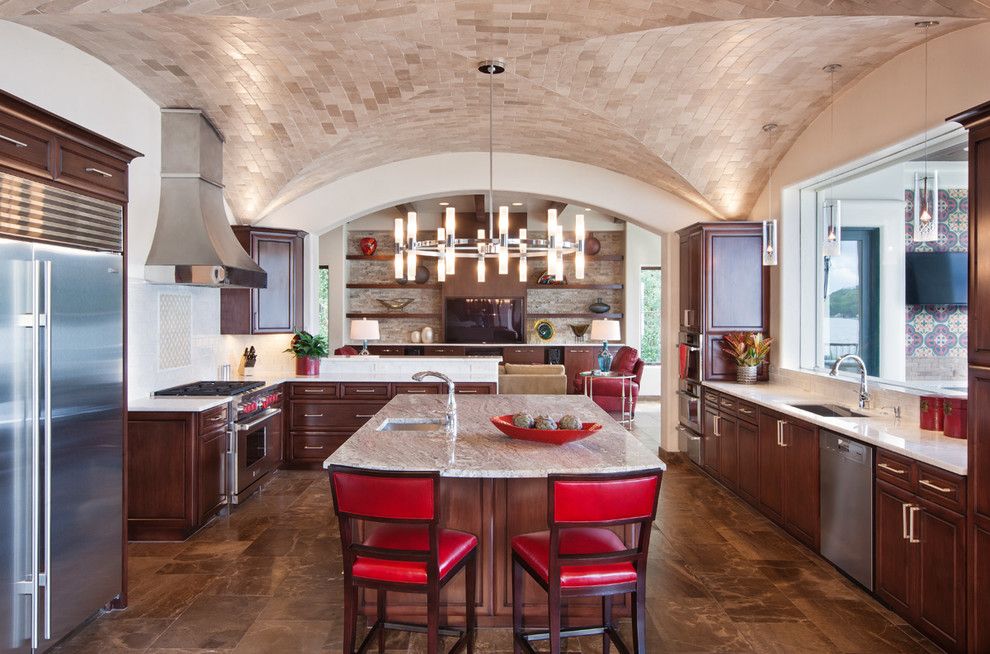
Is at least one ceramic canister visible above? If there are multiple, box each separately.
[919,395,944,431]
[943,398,967,439]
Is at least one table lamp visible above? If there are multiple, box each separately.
[349,318,380,355]
[589,319,620,373]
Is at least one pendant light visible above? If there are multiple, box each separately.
[821,64,842,258]
[913,21,940,242]
[761,123,779,267]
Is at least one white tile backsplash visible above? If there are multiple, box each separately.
[158,293,191,369]
[771,367,924,424]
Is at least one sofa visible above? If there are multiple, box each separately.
[573,346,645,416]
[498,363,568,395]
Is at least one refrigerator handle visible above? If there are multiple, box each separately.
[30,260,41,650]
[43,259,52,640]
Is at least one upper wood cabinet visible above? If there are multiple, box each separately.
[221,227,306,334]
[677,222,769,380]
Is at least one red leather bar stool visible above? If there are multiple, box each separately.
[511,469,663,654]
[329,465,478,654]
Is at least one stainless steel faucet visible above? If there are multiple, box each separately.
[412,371,457,434]
[829,354,872,410]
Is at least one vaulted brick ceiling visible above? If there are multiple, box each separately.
[3,2,987,221]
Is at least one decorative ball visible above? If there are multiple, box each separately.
[359,237,378,256]
[421,327,434,344]
[534,415,558,431]
[584,236,601,256]
[415,264,430,284]
[558,415,581,430]
[512,413,536,428]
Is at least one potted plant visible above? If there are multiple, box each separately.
[286,330,329,376]
[720,332,772,384]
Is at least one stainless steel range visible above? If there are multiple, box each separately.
[154,381,283,504]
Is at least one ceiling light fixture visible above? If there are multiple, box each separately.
[761,123,779,267]
[439,201,450,206]
[913,20,940,243]
[512,202,524,206]
[392,61,583,283]
[821,63,842,258]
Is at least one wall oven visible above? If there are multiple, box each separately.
[677,331,704,465]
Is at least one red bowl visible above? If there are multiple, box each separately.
[490,415,603,445]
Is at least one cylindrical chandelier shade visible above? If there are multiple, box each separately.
[821,200,842,257]
[762,219,778,266]
[913,171,939,242]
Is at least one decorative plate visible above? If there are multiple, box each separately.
[537,271,567,285]
[490,415,602,445]
[534,319,555,341]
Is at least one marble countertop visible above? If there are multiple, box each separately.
[704,381,967,475]
[325,394,666,478]
[128,396,233,413]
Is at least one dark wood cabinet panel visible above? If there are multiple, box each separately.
[970,367,990,520]
[393,382,442,395]
[758,410,784,523]
[972,519,990,653]
[966,119,990,366]
[563,346,598,394]
[782,420,820,550]
[702,405,720,476]
[916,499,967,652]
[290,432,349,462]
[451,383,496,395]
[0,109,51,179]
[502,346,545,364]
[678,232,701,330]
[221,227,305,335]
[718,414,738,490]
[736,418,760,505]
[55,139,128,201]
[197,431,227,524]
[876,481,915,617]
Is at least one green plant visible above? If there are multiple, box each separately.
[285,330,329,359]
[720,332,773,367]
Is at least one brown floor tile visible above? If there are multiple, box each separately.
[791,598,933,653]
[230,619,335,653]
[150,595,268,650]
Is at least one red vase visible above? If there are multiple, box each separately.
[359,237,378,256]
[919,395,944,431]
[943,398,967,439]
[295,356,320,376]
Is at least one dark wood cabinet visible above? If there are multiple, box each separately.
[503,347,545,364]
[876,480,915,616]
[718,413,738,490]
[736,415,760,505]
[702,404,720,476]
[677,223,769,380]
[757,409,785,523]
[221,227,306,334]
[781,419,820,549]
[127,406,229,541]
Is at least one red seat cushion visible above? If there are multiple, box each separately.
[352,525,477,584]
[511,528,638,588]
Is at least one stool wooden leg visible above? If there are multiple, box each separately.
[466,552,477,654]
[512,558,524,654]
[343,577,357,654]
[427,585,440,654]
[601,595,612,654]
[632,578,647,654]
[377,591,386,654]
[549,586,562,654]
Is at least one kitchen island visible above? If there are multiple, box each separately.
[325,394,664,627]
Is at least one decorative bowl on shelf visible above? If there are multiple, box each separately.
[570,324,590,339]
[376,298,415,312]
[490,415,602,445]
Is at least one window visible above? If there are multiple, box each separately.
[796,132,968,392]
[640,267,661,364]
[318,265,329,341]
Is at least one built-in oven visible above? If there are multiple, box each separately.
[231,405,281,504]
[677,330,703,389]
[677,331,704,465]
[677,380,703,434]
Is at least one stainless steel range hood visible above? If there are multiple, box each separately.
[145,109,267,288]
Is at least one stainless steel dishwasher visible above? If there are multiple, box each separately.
[820,430,875,590]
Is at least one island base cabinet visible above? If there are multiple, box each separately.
[354,477,639,627]
[876,480,967,653]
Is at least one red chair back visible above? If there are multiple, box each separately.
[550,470,661,526]
[335,346,359,356]
[610,346,639,375]
[330,468,437,522]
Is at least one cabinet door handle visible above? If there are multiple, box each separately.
[902,503,911,540]
[84,166,113,178]
[303,413,324,418]
[303,445,324,450]
[908,506,921,543]
[210,416,225,422]
[878,463,906,475]
[777,420,788,447]
[0,133,28,148]
[713,415,720,437]
[919,479,952,494]
[355,414,376,419]
[682,309,690,325]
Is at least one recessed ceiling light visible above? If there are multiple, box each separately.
[584,207,591,211]
[512,202,523,206]
[439,202,449,206]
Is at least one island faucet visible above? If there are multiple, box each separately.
[412,371,457,434]
[829,354,872,410]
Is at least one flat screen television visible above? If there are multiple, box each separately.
[905,251,968,305]
[445,298,524,344]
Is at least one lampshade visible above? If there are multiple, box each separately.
[349,318,380,341]
[590,319,620,342]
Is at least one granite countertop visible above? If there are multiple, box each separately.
[127,396,233,413]
[705,381,967,475]
[325,394,665,478]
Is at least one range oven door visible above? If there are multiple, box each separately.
[232,407,280,502]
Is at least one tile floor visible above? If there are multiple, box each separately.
[52,401,941,653]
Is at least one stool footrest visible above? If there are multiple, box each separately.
[515,625,631,654]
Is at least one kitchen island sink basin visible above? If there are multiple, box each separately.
[376,417,446,432]
[789,403,866,418]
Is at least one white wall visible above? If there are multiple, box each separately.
[624,223,662,396]
[319,227,348,348]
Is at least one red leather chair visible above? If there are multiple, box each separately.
[511,469,663,654]
[329,466,477,654]
[574,346,645,417]
[335,345,359,356]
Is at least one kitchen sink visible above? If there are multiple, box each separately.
[376,418,446,432]
[789,403,867,418]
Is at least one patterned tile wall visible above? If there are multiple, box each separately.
[904,188,968,380]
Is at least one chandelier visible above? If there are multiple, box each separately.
[393,60,585,284]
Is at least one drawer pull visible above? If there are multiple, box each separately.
[303,445,325,450]
[406,389,427,393]
[0,133,28,148]
[355,414,376,418]
[210,416,225,422]
[878,462,906,475]
[738,408,753,415]
[919,479,952,494]
[458,390,479,394]
[302,388,327,393]
[84,166,114,178]
[303,413,324,418]
[353,389,377,393]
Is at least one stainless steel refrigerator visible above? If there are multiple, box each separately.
[1,172,124,653]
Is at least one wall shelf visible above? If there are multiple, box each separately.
[527,283,624,290]
[531,312,624,319]
[347,283,440,289]
[346,313,436,320]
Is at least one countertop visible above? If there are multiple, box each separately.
[704,381,967,475]
[325,394,666,478]
[128,396,233,413]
